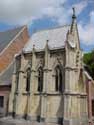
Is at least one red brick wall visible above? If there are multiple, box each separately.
[0,26,29,73]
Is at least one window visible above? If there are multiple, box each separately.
[92,100,94,116]
[16,73,19,91]
[55,65,62,92]
[26,68,31,92]
[38,67,43,92]
[15,56,21,92]
[0,96,4,108]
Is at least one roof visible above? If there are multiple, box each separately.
[0,26,24,53]
[0,61,14,85]
[0,26,29,85]
[24,25,70,52]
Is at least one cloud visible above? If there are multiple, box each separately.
[0,0,66,25]
[0,0,93,47]
[72,1,88,15]
[55,1,88,25]
[78,11,94,46]
[90,11,94,24]
[0,0,88,26]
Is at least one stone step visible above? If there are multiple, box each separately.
[0,117,59,125]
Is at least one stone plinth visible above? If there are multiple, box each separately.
[0,117,59,125]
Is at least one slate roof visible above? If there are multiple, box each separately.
[0,61,14,85]
[24,25,70,52]
[0,27,23,53]
[0,26,28,85]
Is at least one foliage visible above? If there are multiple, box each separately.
[83,50,94,79]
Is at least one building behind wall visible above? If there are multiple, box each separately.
[0,26,29,117]
[9,9,89,125]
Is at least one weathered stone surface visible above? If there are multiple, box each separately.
[8,9,88,125]
[0,117,59,125]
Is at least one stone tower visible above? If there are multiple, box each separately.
[8,8,88,125]
[63,8,88,125]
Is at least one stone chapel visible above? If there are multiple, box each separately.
[8,8,89,125]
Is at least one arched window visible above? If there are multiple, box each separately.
[55,65,62,92]
[16,73,19,91]
[38,67,43,92]
[15,56,21,92]
[26,68,31,92]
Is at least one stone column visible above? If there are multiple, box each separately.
[41,40,49,122]
[15,54,25,118]
[87,80,93,125]
[8,59,17,116]
[28,46,37,121]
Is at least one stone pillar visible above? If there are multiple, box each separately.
[64,67,88,125]
[28,45,37,121]
[8,60,17,116]
[15,54,25,118]
[87,80,93,125]
[41,40,49,122]
[63,8,88,125]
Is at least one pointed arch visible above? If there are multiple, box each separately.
[36,59,43,71]
[26,67,31,92]
[55,65,63,92]
[37,66,43,92]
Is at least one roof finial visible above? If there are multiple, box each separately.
[32,44,35,52]
[33,44,35,48]
[46,40,49,43]
[46,40,49,46]
[45,40,49,50]
[72,7,76,19]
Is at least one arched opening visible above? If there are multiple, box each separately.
[55,65,63,92]
[26,68,31,92]
[15,56,21,92]
[38,67,43,92]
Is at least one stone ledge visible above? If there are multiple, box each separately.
[0,117,89,125]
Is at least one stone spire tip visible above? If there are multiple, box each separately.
[46,40,49,43]
[72,7,76,19]
[33,44,35,48]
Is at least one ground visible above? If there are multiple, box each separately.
[0,117,59,125]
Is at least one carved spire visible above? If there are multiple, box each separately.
[44,40,49,69]
[45,40,49,50]
[32,44,36,71]
[32,44,35,52]
[71,7,77,33]
[72,7,76,19]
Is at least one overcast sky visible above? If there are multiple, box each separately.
[0,0,94,52]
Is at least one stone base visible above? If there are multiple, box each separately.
[15,114,24,119]
[1,115,89,125]
[46,117,63,124]
[27,115,63,124]
[63,118,88,125]
[27,115,37,121]
[0,117,60,125]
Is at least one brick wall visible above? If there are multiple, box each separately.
[0,26,29,73]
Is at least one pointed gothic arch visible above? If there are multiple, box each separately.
[26,67,31,92]
[55,65,63,92]
[37,66,43,92]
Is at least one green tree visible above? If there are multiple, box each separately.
[83,50,94,79]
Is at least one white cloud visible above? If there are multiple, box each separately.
[90,11,94,24]
[78,11,94,46]
[73,1,88,15]
[0,0,66,25]
[0,0,88,26]
[0,0,93,47]
[57,1,88,25]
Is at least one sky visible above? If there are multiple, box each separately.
[0,0,94,52]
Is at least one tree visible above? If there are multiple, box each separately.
[83,50,94,80]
